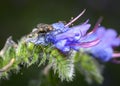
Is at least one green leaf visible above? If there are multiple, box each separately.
[74,51,103,84]
[48,48,75,81]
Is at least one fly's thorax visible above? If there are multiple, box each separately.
[27,23,54,39]
[36,23,54,33]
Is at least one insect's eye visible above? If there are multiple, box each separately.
[32,28,38,33]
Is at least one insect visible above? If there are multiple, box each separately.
[31,23,53,35]
[27,23,54,39]
[26,9,86,45]
[34,23,53,33]
[26,23,54,45]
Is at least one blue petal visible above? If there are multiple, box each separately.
[27,34,48,45]
[71,24,91,36]
[112,38,120,46]
[54,39,70,52]
[90,47,113,62]
[83,27,119,47]
[97,28,118,47]
[79,27,105,43]
[86,27,120,61]
[52,22,69,32]
[55,28,81,41]
[55,24,91,41]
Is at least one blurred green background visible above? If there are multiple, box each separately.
[0,0,120,86]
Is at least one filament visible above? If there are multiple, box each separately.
[65,9,86,27]
[112,53,120,58]
[112,53,120,64]
[88,17,103,35]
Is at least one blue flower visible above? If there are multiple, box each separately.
[46,20,102,53]
[26,10,120,62]
[84,27,120,62]
[47,21,120,62]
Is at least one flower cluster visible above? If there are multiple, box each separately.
[47,22,120,62]
[28,10,120,62]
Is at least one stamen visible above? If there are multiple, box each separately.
[112,53,120,64]
[88,17,103,35]
[69,38,100,48]
[112,59,120,64]
[83,19,89,24]
[65,9,86,27]
[93,17,103,31]
[112,53,120,58]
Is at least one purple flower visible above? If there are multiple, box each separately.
[84,27,120,62]
[46,10,99,53]
[27,10,120,62]
[47,23,99,53]
[47,16,120,62]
